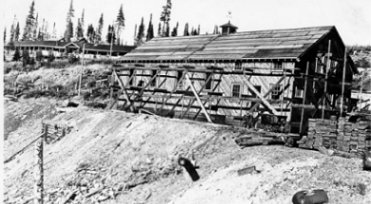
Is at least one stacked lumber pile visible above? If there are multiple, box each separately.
[307,119,338,149]
[307,118,371,152]
[338,118,371,152]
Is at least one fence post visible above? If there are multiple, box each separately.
[35,124,47,204]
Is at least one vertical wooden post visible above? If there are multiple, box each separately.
[340,47,347,117]
[322,40,331,119]
[35,125,47,204]
[78,73,82,97]
[299,62,310,134]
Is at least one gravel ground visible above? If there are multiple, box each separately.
[4,98,371,204]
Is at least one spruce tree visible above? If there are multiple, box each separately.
[136,17,145,45]
[13,22,20,41]
[197,25,200,35]
[51,22,57,39]
[86,24,95,43]
[106,25,116,44]
[158,22,162,37]
[213,25,219,34]
[76,18,84,39]
[183,23,189,36]
[10,16,16,42]
[95,14,104,43]
[4,28,6,44]
[64,0,74,42]
[22,0,37,41]
[159,0,172,37]
[146,14,154,41]
[33,13,39,40]
[80,9,85,36]
[116,4,125,45]
[171,22,178,37]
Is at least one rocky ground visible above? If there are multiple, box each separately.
[4,98,371,204]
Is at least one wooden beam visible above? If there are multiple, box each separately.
[131,70,159,99]
[185,74,213,123]
[299,62,310,134]
[140,70,169,107]
[159,70,188,111]
[243,79,279,115]
[180,72,214,118]
[322,40,331,119]
[193,74,223,119]
[340,47,347,117]
[113,69,135,112]
[249,76,286,112]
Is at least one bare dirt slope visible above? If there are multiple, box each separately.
[4,98,371,204]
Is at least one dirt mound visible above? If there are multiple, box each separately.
[4,98,371,204]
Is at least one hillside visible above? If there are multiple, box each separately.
[4,98,371,204]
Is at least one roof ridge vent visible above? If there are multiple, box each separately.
[220,21,238,35]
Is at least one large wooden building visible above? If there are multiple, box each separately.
[111,23,357,133]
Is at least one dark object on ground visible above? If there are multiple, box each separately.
[178,157,200,181]
[363,151,371,171]
[237,166,259,176]
[292,189,329,204]
[67,101,79,107]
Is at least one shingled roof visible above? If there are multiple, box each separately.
[122,25,336,61]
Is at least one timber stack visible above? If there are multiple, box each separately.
[307,118,371,152]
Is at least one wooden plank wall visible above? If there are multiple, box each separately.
[117,62,295,121]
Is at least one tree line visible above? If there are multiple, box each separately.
[4,0,223,47]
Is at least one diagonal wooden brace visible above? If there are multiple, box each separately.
[249,76,286,113]
[185,73,213,123]
[244,79,279,115]
[113,69,135,112]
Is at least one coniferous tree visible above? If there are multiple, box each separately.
[146,14,154,41]
[159,0,172,37]
[4,28,6,44]
[106,25,116,44]
[183,23,189,36]
[197,25,200,35]
[116,4,125,45]
[86,24,95,43]
[80,9,85,36]
[37,28,43,40]
[10,24,14,42]
[213,25,219,34]
[51,22,57,39]
[136,17,145,46]
[171,22,179,37]
[22,0,37,41]
[76,18,84,39]
[157,22,162,37]
[15,22,20,41]
[33,13,39,39]
[10,16,16,42]
[95,14,104,43]
[64,0,74,42]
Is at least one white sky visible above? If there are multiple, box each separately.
[2,0,371,45]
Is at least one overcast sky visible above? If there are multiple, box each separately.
[2,0,371,45]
